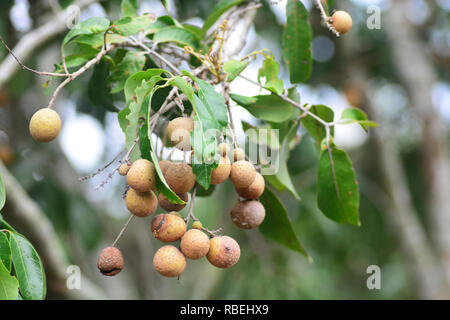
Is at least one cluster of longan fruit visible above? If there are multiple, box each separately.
[97,116,266,278]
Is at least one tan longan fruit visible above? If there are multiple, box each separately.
[29,108,61,143]
[192,221,203,230]
[170,211,183,218]
[159,160,173,176]
[126,159,156,192]
[207,236,240,269]
[166,117,194,151]
[180,229,210,260]
[153,245,186,277]
[235,172,265,200]
[158,192,189,212]
[230,160,256,189]
[230,200,266,229]
[332,11,352,34]
[218,142,231,156]
[211,156,231,185]
[97,247,124,276]
[233,148,245,161]
[118,163,130,176]
[151,213,186,242]
[165,162,196,194]
[125,189,158,217]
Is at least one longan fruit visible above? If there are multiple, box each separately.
[233,148,245,161]
[97,247,124,276]
[118,163,129,176]
[235,172,265,199]
[159,160,173,176]
[332,10,352,34]
[158,192,189,212]
[230,200,266,229]
[218,142,231,156]
[180,229,210,260]
[151,213,186,242]
[0,145,14,166]
[230,160,256,189]
[207,236,240,269]
[153,245,186,277]
[126,159,156,192]
[211,156,231,185]
[165,162,196,194]
[125,189,158,217]
[192,221,203,230]
[166,117,194,151]
[29,108,61,142]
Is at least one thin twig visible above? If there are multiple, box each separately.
[184,184,198,224]
[111,215,134,247]
[314,0,340,37]
[79,148,125,181]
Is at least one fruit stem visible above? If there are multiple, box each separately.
[112,215,134,247]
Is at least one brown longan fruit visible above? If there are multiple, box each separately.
[207,236,240,269]
[180,229,210,260]
[230,160,256,189]
[97,247,124,276]
[153,245,186,277]
[159,160,173,176]
[29,108,61,143]
[211,156,231,185]
[165,162,196,194]
[158,192,189,212]
[230,200,266,229]
[166,117,194,151]
[218,142,231,156]
[332,11,352,34]
[118,163,130,176]
[235,172,265,200]
[0,145,14,166]
[126,159,156,192]
[233,148,245,161]
[151,213,186,242]
[125,189,158,217]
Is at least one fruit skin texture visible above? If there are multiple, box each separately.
[218,142,231,156]
[180,229,210,260]
[153,245,186,277]
[211,156,231,185]
[126,159,156,192]
[97,247,124,276]
[158,192,188,212]
[332,11,352,34]
[230,160,256,189]
[207,236,240,269]
[235,172,265,200]
[165,162,196,194]
[118,163,130,176]
[29,108,61,142]
[166,117,194,151]
[125,189,158,217]
[230,200,266,229]
[233,148,245,161]
[159,160,173,176]
[151,213,186,242]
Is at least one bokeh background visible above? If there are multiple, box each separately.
[0,0,449,299]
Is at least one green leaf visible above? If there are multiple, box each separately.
[258,55,284,95]
[201,0,246,36]
[301,105,334,145]
[111,14,156,36]
[223,59,248,82]
[259,188,311,261]
[282,0,312,83]
[0,260,19,300]
[88,60,118,112]
[317,141,360,226]
[108,51,146,93]
[0,232,11,272]
[146,15,178,34]
[0,171,5,211]
[340,107,379,131]
[10,233,46,300]
[153,26,201,49]
[230,93,295,123]
[0,214,15,233]
[121,0,138,17]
